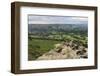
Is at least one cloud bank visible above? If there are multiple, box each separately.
[28,15,88,24]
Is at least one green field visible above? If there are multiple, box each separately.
[28,38,62,60]
[28,33,87,60]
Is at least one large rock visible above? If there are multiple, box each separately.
[36,41,88,60]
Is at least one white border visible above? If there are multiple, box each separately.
[20,7,95,70]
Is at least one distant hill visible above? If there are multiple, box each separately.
[28,24,88,34]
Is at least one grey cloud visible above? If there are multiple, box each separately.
[28,15,88,24]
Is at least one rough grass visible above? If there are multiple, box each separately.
[28,34,87,60]
[28,38,61,60]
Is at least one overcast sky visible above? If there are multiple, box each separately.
[28,15,88,24]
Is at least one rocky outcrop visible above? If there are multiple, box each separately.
[37,41,88,60]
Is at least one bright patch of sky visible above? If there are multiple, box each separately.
[28,15,88,24]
